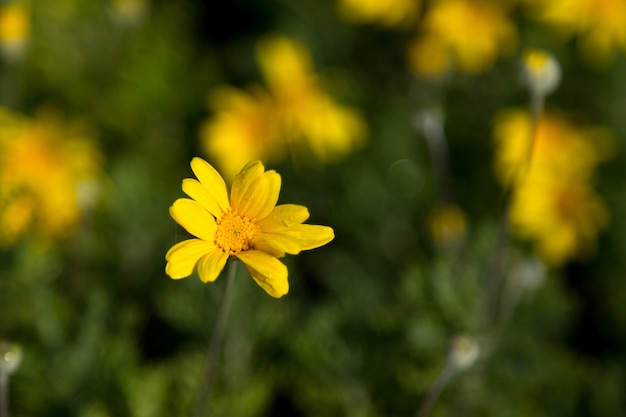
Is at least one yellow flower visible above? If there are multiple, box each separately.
[428,203,468,250]
[256,35,367,161]
[0,2,30,59]
[337,0,421,28]
[112,0,148,25]
[407,0,517,77]
[526,0,626,65]
[492,109,615,186]
[165,158,335,298]
[200,86,283,181]
[200,35,367,175]
[492,108,616,266]
[509,171,608,266]
[0,108,104,247]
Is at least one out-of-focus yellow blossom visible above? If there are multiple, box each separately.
[111,0,149,26]
[428,203,468,250]
[526,0,626,66]
[256,35,367,161]
[508,171,609,266]
[492,108,616,265]
[492,109,615,186]
[407,0,517,77]
[521,49,562,98]
[200,86,282,181]
[0,108,104,248]
[201,35,367,175]
[0,2,30,59]
[166,158,334,298]
[337,0,421,28]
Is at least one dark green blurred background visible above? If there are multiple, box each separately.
[0,0,625,416]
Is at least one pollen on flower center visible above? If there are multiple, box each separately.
[214,210,259,255]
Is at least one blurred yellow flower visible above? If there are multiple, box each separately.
[201,35,367,176]
[0,2,30,59]
[407,0,517,77]
[492,109,614,186]
[0,108,104,247]
[111,0,149,25]
[257,35,367,161]
[492,108,616,265]
[526,0,626,65]
[200,86,282,180]
[509,171,608,266]
[337,0,421,28]
[166,158,334,298]
[428,203,468,250]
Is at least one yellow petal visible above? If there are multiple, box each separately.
[279,224,335,252]
[236,250,289,298]
[165,239,216,279]
[257,204,310,231]
[169,198,217,241]
[252,233,301,258]
[189,157,230,217]
[182,179,226,219]
[231,161,281,219]
[197,249,229,283]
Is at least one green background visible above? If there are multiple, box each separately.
[1,0,625,416]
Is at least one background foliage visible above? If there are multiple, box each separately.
[0,0,625,416]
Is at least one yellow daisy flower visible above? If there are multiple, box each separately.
[526,0,626,65]
[407,0,517,77]
[337,0,421,28]
[492,109,614,186]
[200,35,367,176]
[509,171,608,266]
[165,158,335,298]
[256,35,367,162]
[0,108,104,247]
[0,2,30,59]
[200,85,282,180]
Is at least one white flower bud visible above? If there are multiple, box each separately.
[521,49,561,98]
[0,341,22,375]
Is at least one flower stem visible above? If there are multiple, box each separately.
[0,370,9,417]
[413,361,455,417]
[192,260,238,417]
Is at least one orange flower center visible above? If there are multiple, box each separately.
[214,210,259,255]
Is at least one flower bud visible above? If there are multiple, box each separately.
[448,335,479,371]
[0,341,22,375]
[521,49,561,98]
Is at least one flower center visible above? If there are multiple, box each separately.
[214,210,259,255]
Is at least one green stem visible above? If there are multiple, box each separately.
[192,260,238,417]
[483,90,546,325]
[0,370,9,417]
[413,361,455,417]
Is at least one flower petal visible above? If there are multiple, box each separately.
[189,157,230,217]
[169,198,217,241]
[197,249,229,283]
[236,250,289,298]
[231,160,281,219]
[165,239,216,279]
[279,224,335,252]
[252,233,301,258]
[257,204,310,231]
[256,170,281,220]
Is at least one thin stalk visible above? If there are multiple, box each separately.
[192,260,238,417]
[0,370,9,417]
[483,91,545,325]
[413,361,455,417]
